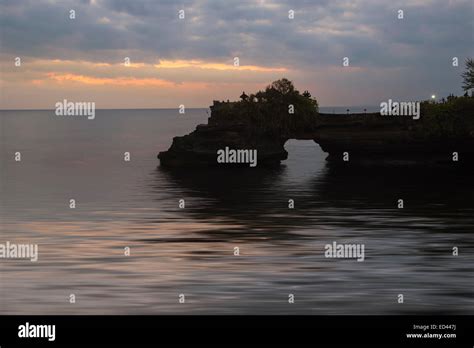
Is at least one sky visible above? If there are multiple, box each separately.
[0,0,473,109]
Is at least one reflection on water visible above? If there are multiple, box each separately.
[1,110,473,314]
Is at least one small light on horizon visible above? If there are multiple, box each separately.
[431,94,436,99]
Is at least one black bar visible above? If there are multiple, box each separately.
[0,315,472,347]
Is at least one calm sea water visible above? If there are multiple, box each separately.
[1,109,473,314]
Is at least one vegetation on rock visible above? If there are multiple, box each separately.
[418,96,474,138]
[211,78,319,138]
[462,58,474,94]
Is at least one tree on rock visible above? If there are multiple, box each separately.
[270,78,295,95]
[462,58,474,95]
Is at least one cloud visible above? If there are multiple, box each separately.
[0,0,472,108]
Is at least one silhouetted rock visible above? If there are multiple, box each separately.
[158,80,474,167]
[158,121,288,167]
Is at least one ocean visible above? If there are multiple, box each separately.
[1,108,473,314]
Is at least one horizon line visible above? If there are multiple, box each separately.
[0,105,380,112]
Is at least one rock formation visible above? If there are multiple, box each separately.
[158,105,289,167]
[158,80,474,167]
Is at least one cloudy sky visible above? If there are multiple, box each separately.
[0,0,472,109]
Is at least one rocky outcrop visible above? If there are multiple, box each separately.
[158,80,474,167]
[313,114,474,164]
[158,122,288,167]
[159,108,474,167]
